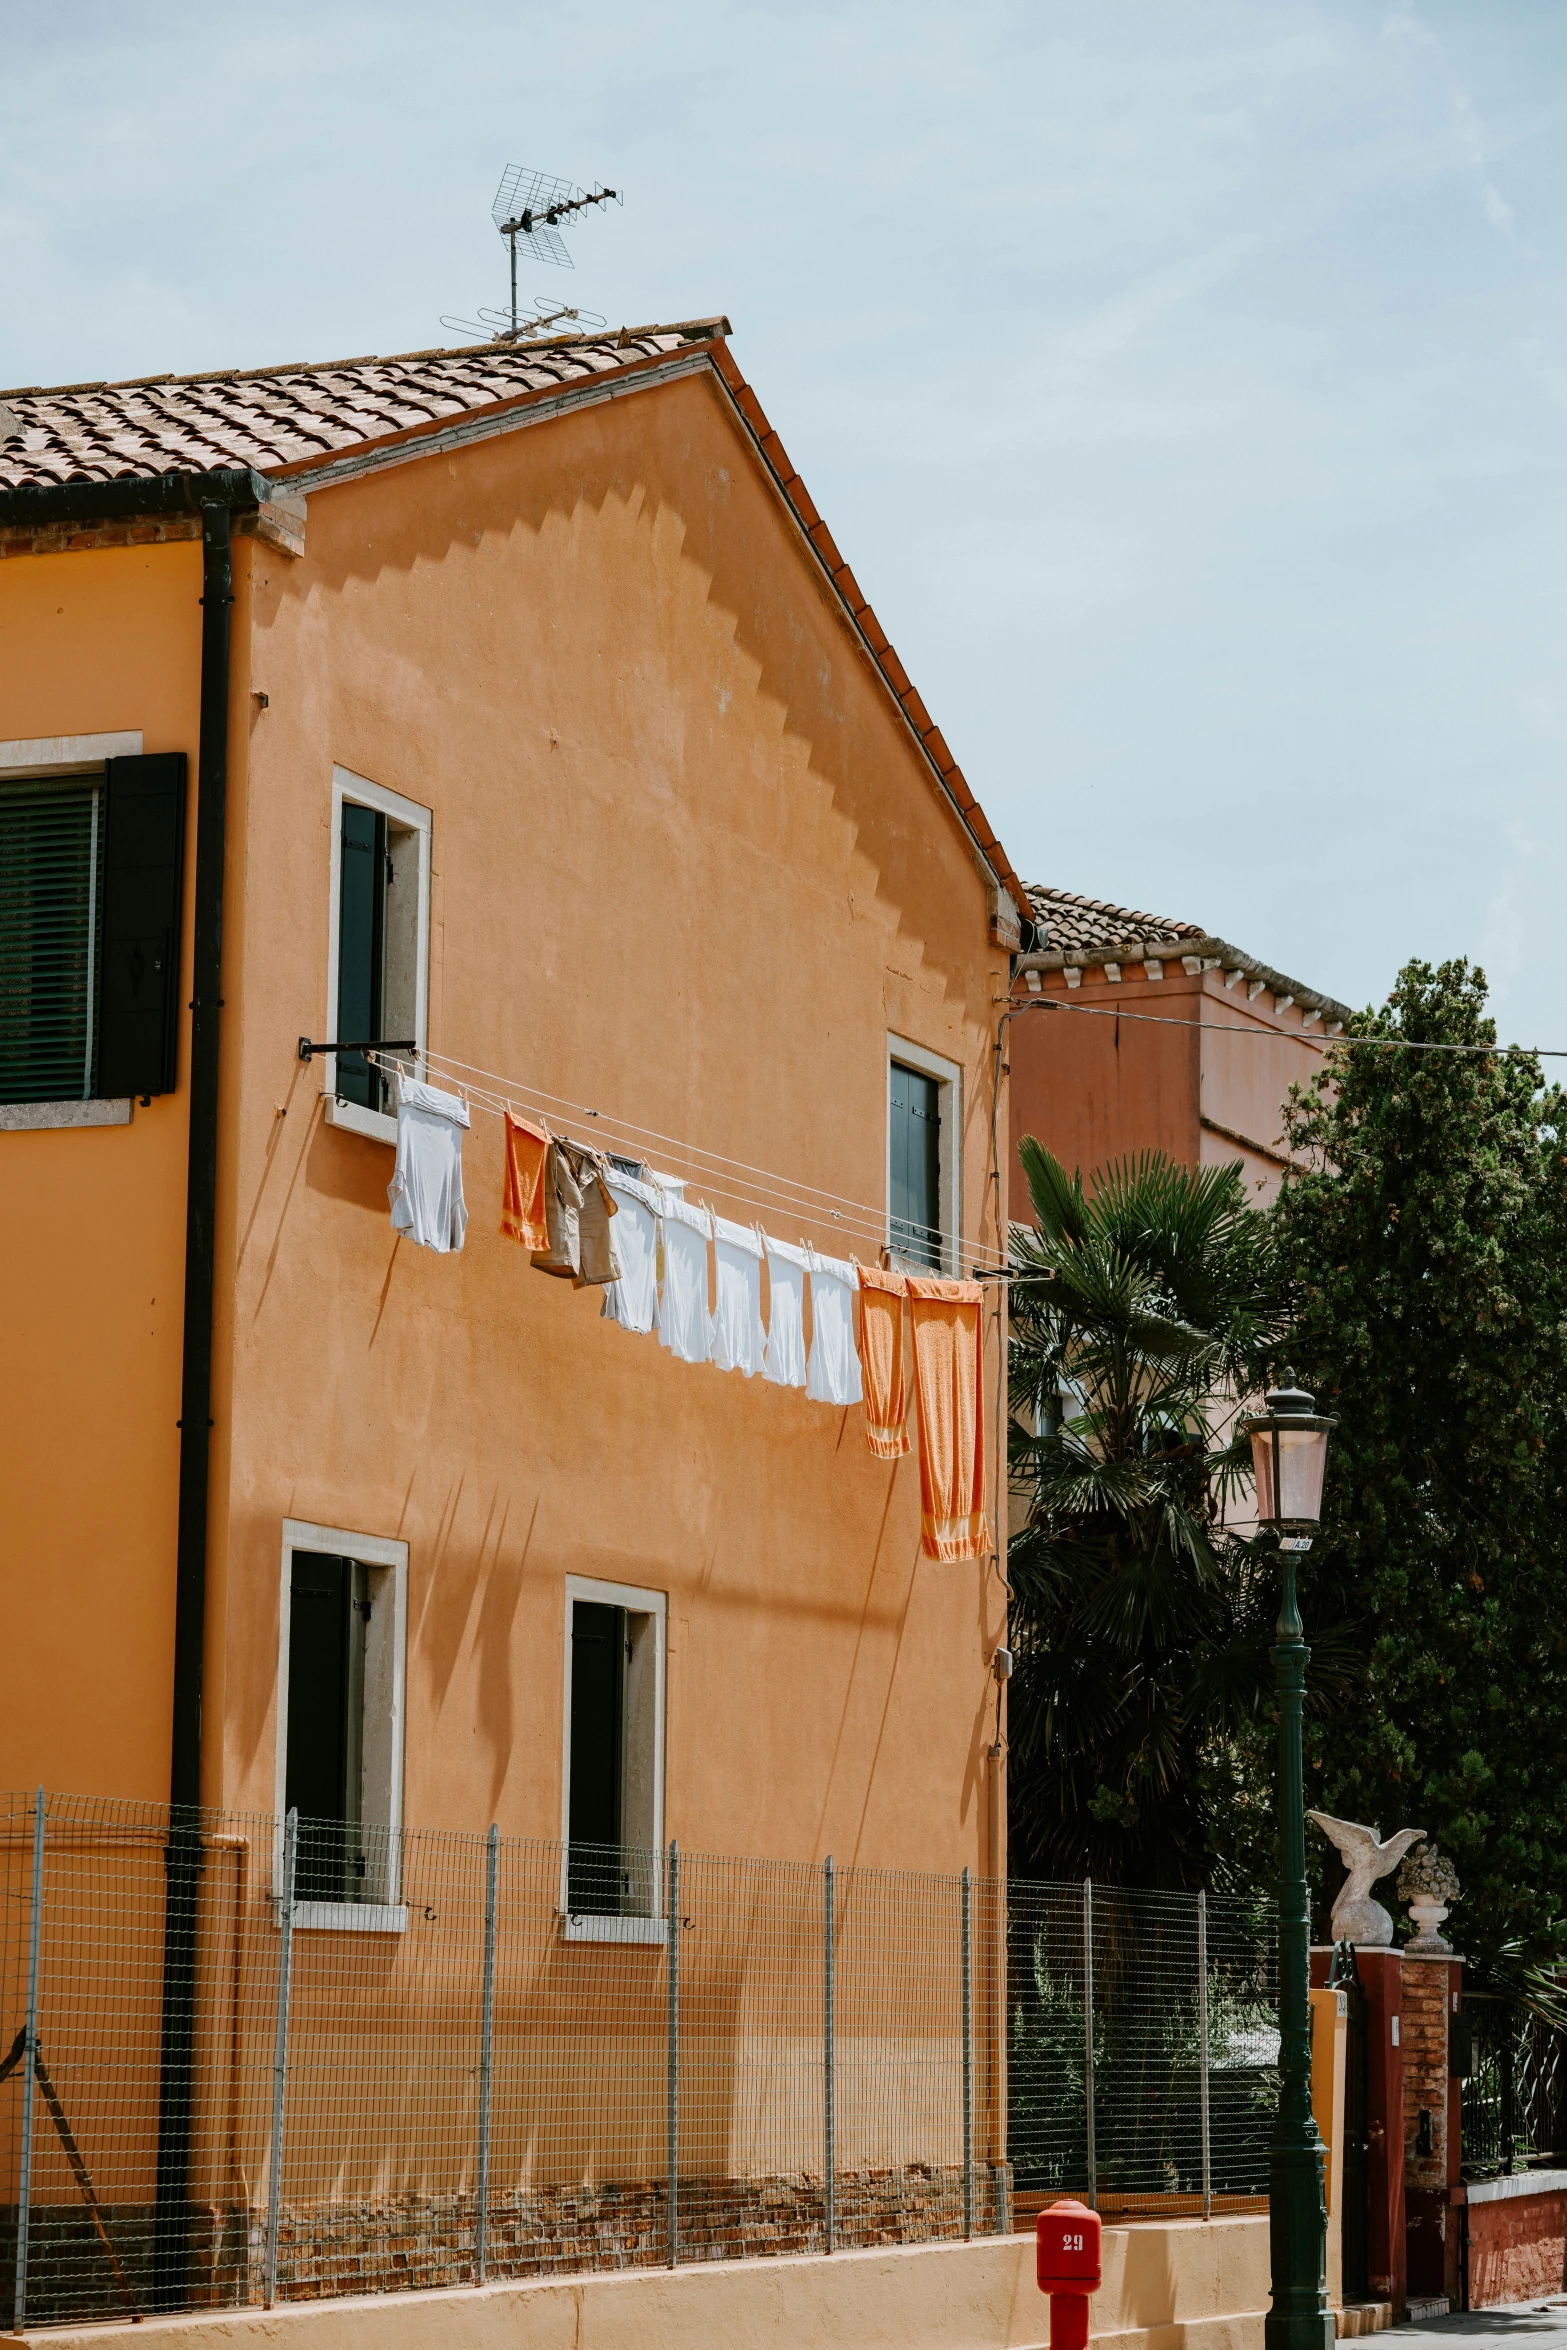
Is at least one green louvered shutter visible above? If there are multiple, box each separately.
[97,753,187,1098]
[889,1061,942,1269]
[0,774,105,1103]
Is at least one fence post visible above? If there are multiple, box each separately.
[265,1808,298,2311]
[824,1854,836,2254]
[1083,1877,1097,2210]
[962,1866,974,2241]
[666,1840,680,2269]
[12,1787,45,2336]
[476,1823,498,2286]
[1212,1889,1221,2218]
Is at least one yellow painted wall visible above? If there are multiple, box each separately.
[1,366,1009,1883]
[0,538,208,1800]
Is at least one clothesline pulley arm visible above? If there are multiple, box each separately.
[298,1036,419,1062]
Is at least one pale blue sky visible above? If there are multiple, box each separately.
[6,3,1566,1034]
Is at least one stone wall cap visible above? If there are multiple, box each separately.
[1466,2168,1567,2205]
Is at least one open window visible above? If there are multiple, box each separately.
[561,1575,666,1942]
[887,1035,961,1273]
[276,1518,407,1930]
[324,767,430,1145]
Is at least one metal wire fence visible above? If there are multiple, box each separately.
[0,1792,1277,2329]
[1461,1994,1567,2180]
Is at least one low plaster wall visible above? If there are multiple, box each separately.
[1467,2174,1567,2308]
[27,2215,1271,2350]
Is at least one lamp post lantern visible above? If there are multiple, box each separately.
[1242,1373,1337,2350]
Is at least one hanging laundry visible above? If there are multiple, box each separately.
[500,1112,550,1252]
[906,1275,989,1562]
[855,1263,909,1457]
[763,1235,809,1389]
[531,1138,586,1279]
[710,1216,766,1376]
[659,1195,713,1365]
[573,1153,622,1289]
[532,1138,622,1286]
[805,1249,862,1409]
[388,1074,469,1254]
[602,1173,663,1336]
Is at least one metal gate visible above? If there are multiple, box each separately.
[1329,1941,1369,2303]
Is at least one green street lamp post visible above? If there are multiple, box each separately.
[1243,1374,1338,2350]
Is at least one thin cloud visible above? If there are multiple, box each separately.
[1384,3,1514,232]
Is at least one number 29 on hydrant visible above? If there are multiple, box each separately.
[1036,2197,1101,2350]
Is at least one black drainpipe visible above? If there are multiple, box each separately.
[0,466,266,2308]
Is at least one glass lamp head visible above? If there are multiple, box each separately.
[1243,1372,1336,1548]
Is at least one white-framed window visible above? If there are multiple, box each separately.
[323,766,431,1147]
[274,1517,408,1932]
[887,1034,962,1274]
[560,1574,666,1945]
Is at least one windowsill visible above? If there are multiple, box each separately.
[282,1900,409,1934]
[0,1099,133,1132]
[560,1911,666,1945]
[325,1094,397,1147]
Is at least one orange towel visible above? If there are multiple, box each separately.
[500,1112,550,1251]
[906,1275,988,1562]
[855,1264,909,1458]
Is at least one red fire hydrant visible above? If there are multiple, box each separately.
[1036,2196,1102,2350]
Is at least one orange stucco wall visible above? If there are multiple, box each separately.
[2,367,1009,1879]
[1009,966,1331,1213]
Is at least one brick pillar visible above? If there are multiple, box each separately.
[1402,1953,1449,2301]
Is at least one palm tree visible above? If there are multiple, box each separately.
[1007,1140,1285,1891]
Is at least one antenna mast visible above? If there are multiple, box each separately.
[442,168,622,346]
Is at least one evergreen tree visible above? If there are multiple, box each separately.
[1274,958,1567,1967]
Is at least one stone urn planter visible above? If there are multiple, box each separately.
[1397,1842,1460,1955]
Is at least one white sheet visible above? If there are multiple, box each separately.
[805,1247,861,1405]
[710,1215,766,1376]
[762,1235,809,1388]
[658,1195,712,1365]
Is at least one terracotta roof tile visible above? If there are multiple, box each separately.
[1026,885,1205,956]
[0,324,728,489]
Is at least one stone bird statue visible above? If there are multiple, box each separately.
[1307,1812,1425,1947]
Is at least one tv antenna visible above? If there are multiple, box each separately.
[442,167,622,345]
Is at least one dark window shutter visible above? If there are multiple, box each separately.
[0,776,103,1104]
[567,1600,625,1914]
[286,1552,353,1904]
[335,801,387,1111]
[890,1062,941,1268]
[97,753,187,1098]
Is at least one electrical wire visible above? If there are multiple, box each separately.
[1012,994,1567,1058]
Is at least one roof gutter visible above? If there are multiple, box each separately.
[3,466,259,2309]
[0,464,269,529]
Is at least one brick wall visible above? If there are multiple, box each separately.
[1469,2189,1567,2306]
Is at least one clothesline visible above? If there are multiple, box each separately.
[364,1045,1012,1276]
[378,1064,993,1564]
